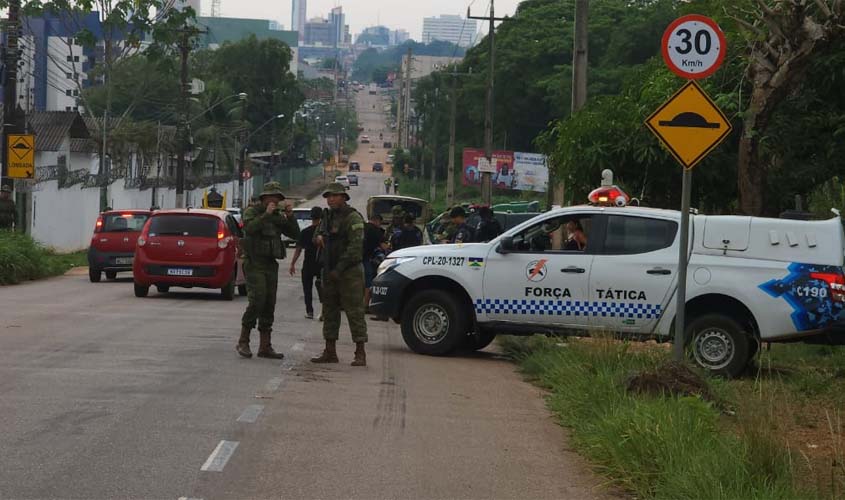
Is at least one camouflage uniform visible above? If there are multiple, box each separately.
[238,182,300,359]
[311,182,368,366]
[0,185,16,230]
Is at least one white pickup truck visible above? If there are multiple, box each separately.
[369,190,845,377]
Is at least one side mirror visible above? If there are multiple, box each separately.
[497,236,514,254]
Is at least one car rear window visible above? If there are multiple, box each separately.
[102,213,149,232]
[148,215,218,237]
[293,211,312,221]
[372,200,423,219]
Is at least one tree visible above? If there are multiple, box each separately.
[733,0,845,215]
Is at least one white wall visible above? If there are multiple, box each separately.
[30,177,254,252]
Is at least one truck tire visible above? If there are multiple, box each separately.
[401,289,467,356]
[134,283,149,298]
[463,331,497,352]
[686,314,751,378]
[89,268,101,283]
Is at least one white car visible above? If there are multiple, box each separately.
[334,176,351,189]
[369,184,845,377]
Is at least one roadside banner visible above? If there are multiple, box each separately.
[462,148,547,192]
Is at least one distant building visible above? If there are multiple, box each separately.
[291,0,306,42]
[304,17,332,46]
[421,14,476,47]
[401,55,463,80]
[196,16,299,75]
[170,0,202,13]
[391,29,410,46]
[356,26,390,47]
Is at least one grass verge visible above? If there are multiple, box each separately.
[0,230,87,285]
[499,335,810,499]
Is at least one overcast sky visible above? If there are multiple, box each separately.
[217,0,524,40]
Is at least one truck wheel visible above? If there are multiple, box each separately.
[134,283,149,298]
[89,268,101,283]
[463,331,497,351]
[401,290,467,356]
[686,314,750,378]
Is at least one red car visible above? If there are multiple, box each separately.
[132,209,247,300]
[88,210,151,282]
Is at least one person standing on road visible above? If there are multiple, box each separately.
[0,185,16,230]
[475,206,503,243]
[289,207,324,319]
[384,177,392,194]
[393,177,399,195]
[238,182,301,360]
[390,214,423,251]
[311,183,368,367]
[363,214,386,309]
[449,206,475,244]
[384,205,405,249]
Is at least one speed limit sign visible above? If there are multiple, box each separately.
[661,14,726,79]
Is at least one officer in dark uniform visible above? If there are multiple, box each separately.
[0,185,16,230]
[449,206,475,244]
[238,182,300,359]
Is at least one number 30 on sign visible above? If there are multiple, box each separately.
[662,14,726,80]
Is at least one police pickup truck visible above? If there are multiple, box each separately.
[369,185,845,377]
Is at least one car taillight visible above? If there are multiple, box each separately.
[811,271,845,302]
[217,220,230,249]
[94,216,104,233]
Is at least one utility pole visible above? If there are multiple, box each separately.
[469,1,507,206]
[402,47,413,149]
[174,25,207,208]
[446,74,458,207]
[551,0,588,208]
[430,88,439,202]
[238,95,247,208]
[1,0,21,195]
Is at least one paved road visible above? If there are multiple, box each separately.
[0,90,608,500]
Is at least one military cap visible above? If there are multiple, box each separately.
[391,205,405,216]
[322,182,350,200]
[0,185,11,193]
[259,181,285,200]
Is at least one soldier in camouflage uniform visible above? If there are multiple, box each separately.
[0,185,16,230]
[311,182,368,367]
[238,182,301,359]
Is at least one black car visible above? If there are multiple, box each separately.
[372,162,384,172]
[349,161,360,171]
[348,174,359,186]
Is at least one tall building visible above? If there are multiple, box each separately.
[291,0,306,42]
[170,0,202,13]
[328,6,344,48]
[421,14,476,47]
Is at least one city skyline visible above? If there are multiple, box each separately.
[217,0,523,40]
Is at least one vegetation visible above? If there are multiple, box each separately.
[351,40,466,83]
[499,335,845,499]
[0,232,87,285]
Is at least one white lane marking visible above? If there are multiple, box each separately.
[292,342,305,352]
[265,377,283,391]
[237,404,265,423]
[200,440,239,472]
[178,497,203,500]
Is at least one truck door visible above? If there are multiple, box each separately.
[589,213,679,333]
[481,213,596,328]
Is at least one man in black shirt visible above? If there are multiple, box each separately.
[449,206,475,244]
[475,206,502,242]
[289,207,324,319]
[363,214,386,309]
[391,214,423,250]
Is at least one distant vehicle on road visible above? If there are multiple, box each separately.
[88,209,151,283]
[361,135,370,144]
[348,174,359,186]
[383,142,392,149]
[349,161,361,171]
[132,209,246,300]
[334,175,351,189]
[372,162,384,172]
[369,148,376,154]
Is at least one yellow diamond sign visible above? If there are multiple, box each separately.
[7,134,35,179]
[645,80,732,169]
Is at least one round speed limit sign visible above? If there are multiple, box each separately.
[661,14,726,79]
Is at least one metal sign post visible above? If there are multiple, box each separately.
[673,168,692,361]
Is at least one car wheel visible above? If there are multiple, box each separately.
[89,268,101,283]
[400,290,467,356]
[156,285,170,293]
[463,330,497,352]
[105,271,117,280]
[134,283,149,298]
[238,284,248,296]
[686,314,751,378]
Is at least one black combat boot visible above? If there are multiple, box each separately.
[257,329,284,359]
[310,339,339,363]
[237,326,252,358]
[351,342,366,367]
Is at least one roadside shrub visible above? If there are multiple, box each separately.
[0,231,80,285]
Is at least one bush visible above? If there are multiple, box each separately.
[499,336,805,499]
[0,231,83,285]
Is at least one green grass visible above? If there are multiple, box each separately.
[499,335,807,499]
[0,230,87,285]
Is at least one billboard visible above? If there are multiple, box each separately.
[462,148,548,192]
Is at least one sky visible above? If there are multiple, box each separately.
[218,0,524,40]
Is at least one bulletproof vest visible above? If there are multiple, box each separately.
[243,205,284,260]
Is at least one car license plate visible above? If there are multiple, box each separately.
[167,268,193,276]
[115,257,133,265]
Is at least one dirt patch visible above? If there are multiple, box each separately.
[625,360,719,403]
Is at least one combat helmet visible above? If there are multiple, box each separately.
[322,182,350,200]
[259,181,285,200]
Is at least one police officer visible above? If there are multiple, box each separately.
[311,182,368,367]
[238,181,301,359]
[384,205,405,247]
[449,206,475,244]
[0,185,16,230]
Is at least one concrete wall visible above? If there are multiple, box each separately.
[29,178,254,252]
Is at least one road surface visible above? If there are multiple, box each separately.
[0,89,608,500]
